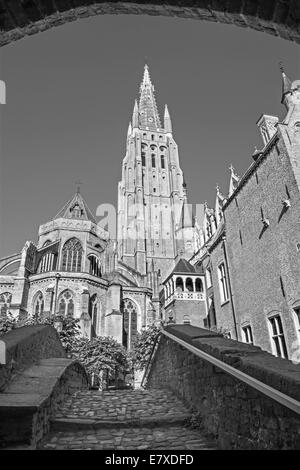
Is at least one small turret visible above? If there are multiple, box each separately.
[132,100,139,128]
[164,104,172,134]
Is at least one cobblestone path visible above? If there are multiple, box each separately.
[39,389,217,450]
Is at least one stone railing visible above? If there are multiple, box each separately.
[165,291,205,307]
[144,324,300,450]
[0,325,66,391]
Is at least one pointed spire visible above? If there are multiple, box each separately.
[138,64,161,129]
[53,191,96,224]
[132,100,139,128]
[280,62,292,104]
[164,104,172,133]
[127,121,132,138]
[229,165,240,197]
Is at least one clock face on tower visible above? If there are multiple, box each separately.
[148,117,153,122]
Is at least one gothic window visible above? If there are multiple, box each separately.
[176,277,184,292]
[89,294,99,338]
[38,252,55,273]
[268,315,288,359]
[161,155,165,169]
[33,291,44,317]
[88,255,101,277]
[0,292,12,317]
[58,290,74,316]
[195,278,203,292]
[151,154,156,168]
[218,263,229,303]
[186,278,193,292]
[122,299,138,349]
[61,238,83,272]
[141,152,146,166]
[151,134,154,141]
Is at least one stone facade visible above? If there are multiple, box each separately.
[0,1,299,47]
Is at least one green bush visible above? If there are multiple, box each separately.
[131,323,161,371]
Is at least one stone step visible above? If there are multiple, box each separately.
[51,412,192,431]
[38,426,217,450]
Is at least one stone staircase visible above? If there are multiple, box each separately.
[38,389,217,450]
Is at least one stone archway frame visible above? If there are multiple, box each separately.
[0,1,299,47]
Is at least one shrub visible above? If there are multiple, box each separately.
[131,323,161,371]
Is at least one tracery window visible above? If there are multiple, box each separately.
[33,291,44,317]
[122,299,138,349]
[61,238,83,272]
[0,292,12,317]
[88,255,101,278]
[38,252,55,273]
[58,290,74,316]
[89,294,99,338]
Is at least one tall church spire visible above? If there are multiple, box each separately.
[280,64,292,106]
[138,64,161,130]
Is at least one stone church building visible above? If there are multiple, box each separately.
[0,66,300,361]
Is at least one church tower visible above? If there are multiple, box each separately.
[117,65,186,279]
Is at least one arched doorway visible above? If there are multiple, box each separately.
[122,298,138,350]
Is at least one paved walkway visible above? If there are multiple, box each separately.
[39,389,216,450]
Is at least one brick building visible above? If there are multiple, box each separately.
[190,68,300,360]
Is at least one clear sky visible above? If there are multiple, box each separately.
[0,14,299,258]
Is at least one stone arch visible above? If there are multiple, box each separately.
[195,277,203,292]
[88,254,102,277]
[1,2,298,47]
[176,277,184,292]
[186,277,194,292]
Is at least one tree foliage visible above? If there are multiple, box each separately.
[72,336,131,381]
[131,323,161,371]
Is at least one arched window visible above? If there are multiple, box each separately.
[38,252,55,273]
[88,255,101,278]
[33,291,44,317]
[186,278,194,292]
[195,278,203,292]
[0,292,12,317]
[61,238,83,272]
[122,298,138,350]
[151,154,156,168]
[89,294,99,338]
[141,152,146,167]
[58,290,74,316]
[176,277,184,292]
[161,155,165,169]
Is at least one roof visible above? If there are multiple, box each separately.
[172,258,198,274]
[53,191,96,224]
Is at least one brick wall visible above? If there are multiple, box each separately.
[146,324,300,450]
[223,129,300,356]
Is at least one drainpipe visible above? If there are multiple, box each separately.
[221,232,239,340]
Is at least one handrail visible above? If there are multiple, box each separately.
[160,329,300,416]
